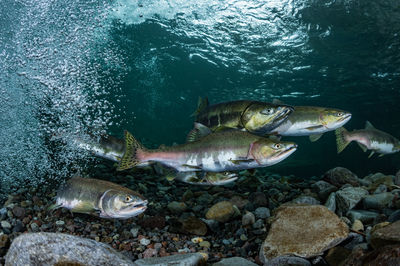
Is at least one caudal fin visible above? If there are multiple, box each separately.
[335,127,350,153]
[117,130,144,171]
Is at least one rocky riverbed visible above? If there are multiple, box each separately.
[1,164,400,265]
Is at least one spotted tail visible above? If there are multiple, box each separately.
[335,127,350,154]
[117,130,145,171]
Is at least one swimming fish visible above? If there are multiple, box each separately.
[174,171,239,186]
[269,101,352,142]
[72,134,125,162]
[117,129,297,172]
[335,121,400,158]
[49,177,147,219]
[193,97,294,135]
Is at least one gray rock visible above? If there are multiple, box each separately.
[373,184,387,194]
[167,201,187,214]
[292,196,320,205]
[1,221,11,229]
[388,209,400,223]
[343,232,364,250]
[262,255,311,266]
[362,192,394,210]
[346,210,379,223]
[5,232,134,266]
[140,238,151,246]
[242,211,256,226]
[254,207,270,219]
[325,192,336,212]
[323,167,360,187]
[212,257,258,266]
[134,253,205,266]
[363,172,386,184]
[312,180,337,201]
[336,187,368,215]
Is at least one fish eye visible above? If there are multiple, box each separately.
[261,108,275,115]
[124,196,132,202]
[273,143,282,149]
[336,112,344,117]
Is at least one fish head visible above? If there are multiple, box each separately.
[320,109,352,130]
[242,102,294,134]
[101,190,148,219]
[250,139,297,166]
[176,171,238,186]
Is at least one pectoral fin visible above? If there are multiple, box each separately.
[357,143,368,152]
[378,153,385,157]
[368,151,375,158]
[305,125,324,131]
[181,164,202,169]
[229,159,255,165]
[309,134,323,142]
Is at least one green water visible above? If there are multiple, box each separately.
[107,0,400,177]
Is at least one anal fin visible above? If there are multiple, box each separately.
[368,151,375,158]
[309,133,323,142]
[357,143,368,152]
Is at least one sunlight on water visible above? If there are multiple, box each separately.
[0,0,125,197]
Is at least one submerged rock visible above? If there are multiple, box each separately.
[325,192,336,212]
[182,216,208,236]
[323,167,360,187]
[292,196,320,205]
[362,192,394,210]
[263,255,311,266]
[167,201,188,214]
[312,180,337,201]
[346,209,379,223]
[205,201,235,222]
[5,232,134,266]
[388,209,400,223]
[212,257,257,266]
[134,253,206,266]
[260,205,348,260]
[370,220,400,249]
[336,187,368,215]
[324,246,352,266]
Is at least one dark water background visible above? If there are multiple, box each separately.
[108,0,400,178]
[1,0,400,195]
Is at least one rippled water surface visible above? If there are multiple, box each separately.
[1,0,400,194]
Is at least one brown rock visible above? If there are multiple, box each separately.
[343,245,400,266]
[0,234,9,249]
[323,167,360,187]
[260,205,349,259]
[229,196,249,209]
[205,201,235,222]
[325,246,351,266]
[370,221,400,249]
[12,206,26,219]
[182,216,208,236]
[368,176,395,192]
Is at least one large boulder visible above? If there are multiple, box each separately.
[260,205,348,260]
[5,232,134,266]
[205,201,236,222]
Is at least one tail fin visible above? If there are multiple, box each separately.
[117,130,144,171]
[191,96,209,117]
[335,127,350,153]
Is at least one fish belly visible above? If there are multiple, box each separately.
[371,141,394,154]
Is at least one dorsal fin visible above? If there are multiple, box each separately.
[186,123,212,142]
[272,99,285,105]
[365,121,375,130]
[191,96,209,117]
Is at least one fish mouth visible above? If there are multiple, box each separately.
[274,144,298,161]
[256,106,293,134]
[206,173,238,185]
[338,113,352,122]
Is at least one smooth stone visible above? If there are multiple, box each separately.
[1,221,11,229]
[292,196,320,205]
[325,192,336,212]
[242,211,256,226]
[324,246,352,266]
[312,180,337,201]
[200,219,219,233]
[335,187,369,215]
[167,201,188,214]
[134,253,206,266]
[323,167,360,187]
[362,192,394,210]
[5,232,133,265]
[140,238,151,246]
[205,201,235,222]
[252,219,264,229]
[182,216,208,236]
[346,210,379,223]
[11,206,25,219]
[199,241,210,249]
[260,205,348,259]
[363,173,386,184]
[262,255,311,266]
[0,234,9,249]
[254,207,270,219]
[373,184,387,194]
[370,220,400,249]
[388,209,400,223]
[368,175,395,191]
[212,257,258,266]
[351,220,364,232]
[248,192,268,207]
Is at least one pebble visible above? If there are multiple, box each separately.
[351,219,364,232]
[140,238,151,246]
[206,201,235,223]
[199,241,210,249]
[11,206,25,219]
[242,211,255,226]
[55,220,65,226]
[254,207,270,219]
[167,201,187,214]
[252,219,264,229]
[388,209,400,223]
[1,221,11,229]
